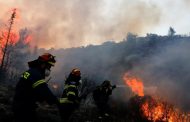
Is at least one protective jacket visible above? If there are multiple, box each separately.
[60,82,79,105]
[12,67,58,122]
[93,86,112,104]
[59,73,81,122]
[93,81,116,118]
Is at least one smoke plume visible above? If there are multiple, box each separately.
[0,0,162,48]
[40,34,190,112]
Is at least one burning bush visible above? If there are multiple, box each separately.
[124,72,190,122]
[127,95,190,122]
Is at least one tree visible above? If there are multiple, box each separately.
[8,28,31,83]
[0,9,33,83]
[168,27,176,36]
[0,9,16,81]
[0,9,16,70]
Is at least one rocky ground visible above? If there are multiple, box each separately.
[0,83,130,122]
[0,84,14,122]
[0,83,62,122]
[0,84,147,122]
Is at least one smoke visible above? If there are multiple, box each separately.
[1,0,190,112]
[130,37,190,111]
[184,0,190,7]
[0,0,162,48]
[40,34,190,111]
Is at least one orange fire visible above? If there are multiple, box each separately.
[1,31,19,46]
[24,35,32,44]
[123,72,190,122]
[141,98,165,121]
[0,31,19,60]
[0,8,32,61]
[140,97,190,122]
[123,72,144,96]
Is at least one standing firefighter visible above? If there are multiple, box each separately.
[93,80,116,119]
[59,68,82,122]
[12,53,59,122]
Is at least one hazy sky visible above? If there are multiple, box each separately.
[0,0,190,49]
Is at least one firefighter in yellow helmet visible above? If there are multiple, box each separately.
[59,68,82,122]
[12,53,60,122]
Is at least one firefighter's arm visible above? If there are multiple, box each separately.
[31,75,58,105]
[112,85,116,89]
[106,85,114,95]
[34,83,59,105]
[21,70,58,106]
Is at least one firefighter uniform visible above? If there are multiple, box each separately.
[12,53,59,122]
[93,80,116,119]
[59,68,81,122]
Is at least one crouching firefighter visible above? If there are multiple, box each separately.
[12,53,60,122]
[59,68,82,122]
[93,80,116,119]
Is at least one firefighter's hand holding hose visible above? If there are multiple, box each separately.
[112,85,117,89]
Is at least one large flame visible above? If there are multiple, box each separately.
[123,73,190,122]
[140,96,190,122]
[0,8,32,61]
[123,72,144,96]
[128,95,190,122]
[1,31,19,46]
[0,31,19,61]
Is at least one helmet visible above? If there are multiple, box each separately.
[71,68,81,76]
[101,80,111,87]
[38,53,56,66]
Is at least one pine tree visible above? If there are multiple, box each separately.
[0,9,16,81]
[0,9,16,70]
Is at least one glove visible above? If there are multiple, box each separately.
[112,85,116,89]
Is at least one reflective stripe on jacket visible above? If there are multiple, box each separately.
[59,98,74,104]
[32,79,46,88]
[60,82,79,104]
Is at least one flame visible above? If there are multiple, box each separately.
[0,31,19,60]
[123,72,190,122]
[123,72,144,96]
[128,95,190,122]
[123,73,190,121]
[24,35,32,44]
[1,31,19,45]
[140,96,190,122]
[0,8,32,61]
[141,100,165,121]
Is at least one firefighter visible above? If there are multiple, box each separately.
[59,68,81,122]
[12,53,59,122]
[93,80,116,119]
